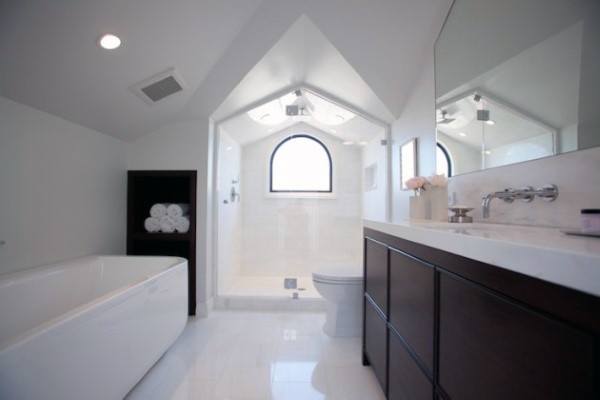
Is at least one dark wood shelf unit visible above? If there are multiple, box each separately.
[127,170,197,315]
[131,232,193,241]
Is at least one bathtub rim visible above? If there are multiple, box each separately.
[0,255,187,353]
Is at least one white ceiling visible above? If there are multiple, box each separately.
[220,90,385,146]
[0,0,263,141]
[438,95,554,150]
[0,0,451,142]
[212,15,394,124]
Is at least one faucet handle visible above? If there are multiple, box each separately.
[516,186,535,202]
[536,184,559,202]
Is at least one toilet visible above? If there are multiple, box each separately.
[312,265,363,337]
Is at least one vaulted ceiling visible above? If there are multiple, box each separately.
[0,0,451,141]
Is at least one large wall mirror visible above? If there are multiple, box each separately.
[435,0,600,176]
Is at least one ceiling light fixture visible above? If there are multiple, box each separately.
[485,120,496,126]
[358,141,368,146]
[98,34,121,50]
[342,141,354,145]
[458,132,467,137]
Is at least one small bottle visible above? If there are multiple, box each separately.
[581,209,600,233]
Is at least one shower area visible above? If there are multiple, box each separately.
[213,88,388,308]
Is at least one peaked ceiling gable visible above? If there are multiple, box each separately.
[212,15,395,123]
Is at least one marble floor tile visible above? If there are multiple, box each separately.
[126,311,385,400]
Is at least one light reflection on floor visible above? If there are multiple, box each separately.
[126,311,385,400]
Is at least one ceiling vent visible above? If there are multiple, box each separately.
[130,68,186,105]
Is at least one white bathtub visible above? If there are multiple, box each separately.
[0,255,188,400]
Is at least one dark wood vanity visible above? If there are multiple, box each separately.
[363,227,600,400]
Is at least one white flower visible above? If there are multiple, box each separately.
[406,176,428,190]
[428,174,448,188]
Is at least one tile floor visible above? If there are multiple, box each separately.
[126,311,385,400]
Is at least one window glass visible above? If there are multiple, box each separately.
[271,135,332,192]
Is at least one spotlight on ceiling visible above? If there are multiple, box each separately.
[485,120,496,126]
[98,34,121,50]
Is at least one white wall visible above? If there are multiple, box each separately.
[362,132,387,222]
[216,129,242,293]
[391,55,438,223]
[0,97,126,275]
[240,124,363,277]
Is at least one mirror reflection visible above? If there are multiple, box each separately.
[435,0,600,176]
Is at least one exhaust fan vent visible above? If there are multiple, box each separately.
[130,68,186,105]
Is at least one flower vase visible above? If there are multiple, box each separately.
[429,187,449,221]
[409,194,428,220]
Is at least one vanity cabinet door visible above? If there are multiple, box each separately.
[389,249,434,372]
[364,296,388,393]
[365,238,388,314]
[439,271,596,400]
[388,328,433,400]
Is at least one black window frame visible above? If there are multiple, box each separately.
[269,134,333,193]
[437,142,453,177]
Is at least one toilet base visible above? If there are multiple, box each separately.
[322,301,362,337]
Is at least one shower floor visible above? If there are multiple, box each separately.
[221,276,320,298]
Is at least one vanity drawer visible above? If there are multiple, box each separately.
[389,248,434,372]
[364,237,388,315]
[388,328,433,400]
[364,296,388,393]
[438,270,596,400]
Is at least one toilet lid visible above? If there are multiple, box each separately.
[313,265,363,283]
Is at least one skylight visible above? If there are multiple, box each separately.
[246,90,355,126]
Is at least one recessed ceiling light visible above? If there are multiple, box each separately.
[484,150,492,155]
[485,120,496,126]
[358,141,368,146]
[342,141,354,145]
[458,132,467,137]
[98,34,121,50]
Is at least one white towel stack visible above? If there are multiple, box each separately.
[145,203,190,233]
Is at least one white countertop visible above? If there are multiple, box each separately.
[364,219,600,297]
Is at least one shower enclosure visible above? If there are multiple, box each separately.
[212,88,389,309]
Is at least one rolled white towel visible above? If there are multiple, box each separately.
[144,217,161,233]
[174,216,190,233]
[150,203,167,218]
[159,215,177,233]
[167,203,190,218]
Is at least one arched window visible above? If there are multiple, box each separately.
[270,134,332,192]
[436,142,453,178]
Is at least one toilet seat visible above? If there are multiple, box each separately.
[312,266,363,285]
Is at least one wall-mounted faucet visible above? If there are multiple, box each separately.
[482,184,558,218]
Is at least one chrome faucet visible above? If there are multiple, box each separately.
[482,184,558,218]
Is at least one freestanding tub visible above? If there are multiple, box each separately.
[0,255,188,400]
